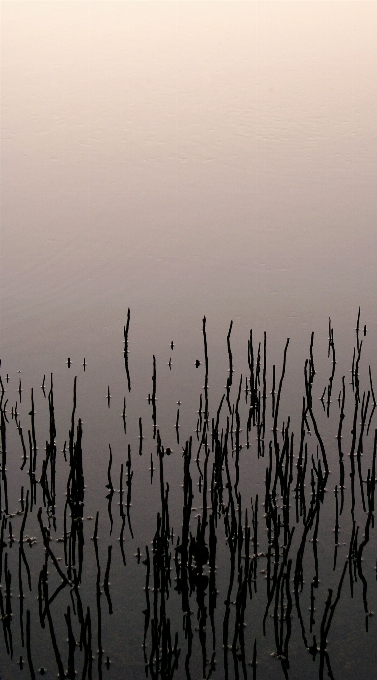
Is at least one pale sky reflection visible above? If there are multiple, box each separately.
[1,2,376,363]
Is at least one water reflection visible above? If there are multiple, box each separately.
[1,311,377,678]
[1,3,377,677]
[2,2,377,371]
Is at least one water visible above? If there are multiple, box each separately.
[1,316,377,680]
[1,3,377,679]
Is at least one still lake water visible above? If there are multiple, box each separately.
[1,3,377,679]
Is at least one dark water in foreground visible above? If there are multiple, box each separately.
[1,310,377,680]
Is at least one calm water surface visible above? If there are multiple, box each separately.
[1,3,377,679]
